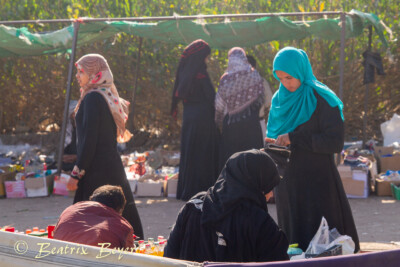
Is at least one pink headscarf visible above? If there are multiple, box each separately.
[75,54,132,143]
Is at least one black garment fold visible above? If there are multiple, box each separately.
[219,107,264,172]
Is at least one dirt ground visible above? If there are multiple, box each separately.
[0,194,399,252]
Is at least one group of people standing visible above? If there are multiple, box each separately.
[172,40,273,201]
[169,39,360,262]
[63,38,359,263]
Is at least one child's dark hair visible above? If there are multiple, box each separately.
[89,185,126,213]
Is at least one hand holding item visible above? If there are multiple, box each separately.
[265,137,276,144]
[67,177,78,191]
[275,133,291,146]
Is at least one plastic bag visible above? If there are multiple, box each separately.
[381,113,400,146]
[305,217,355,256]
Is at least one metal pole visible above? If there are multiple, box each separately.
[336,11,347,166]
[0,11,344,25]
[129,37,143,131]
[56,22,80,176]
[362,26,373,147]
[338,12,346,100]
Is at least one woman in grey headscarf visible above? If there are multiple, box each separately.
[215,47,266,171]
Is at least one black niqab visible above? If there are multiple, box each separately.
[201,149,280,226]
[171,39,211,116]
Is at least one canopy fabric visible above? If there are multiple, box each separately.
[0,9,388,57]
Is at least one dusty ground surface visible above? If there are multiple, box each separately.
[0,194,399,252]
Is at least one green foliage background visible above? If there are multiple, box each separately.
[0,0,398,146]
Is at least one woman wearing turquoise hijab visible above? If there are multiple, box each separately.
[266,47,360,252]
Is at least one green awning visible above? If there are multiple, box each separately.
[0,9,389,57]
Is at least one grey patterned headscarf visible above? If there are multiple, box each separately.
[215,47,265,127]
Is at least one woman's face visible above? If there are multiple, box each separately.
[76,66,90,87]
[275,70,301,92]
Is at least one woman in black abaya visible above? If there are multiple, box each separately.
[266,47,360,252]
[164,149,289,262]
[215,47,266,171]
[66,54,143,239]
[171,40,220,201]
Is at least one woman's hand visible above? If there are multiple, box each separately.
[275,133,291,146]
[265,137,276,144]
[67,177,79,191]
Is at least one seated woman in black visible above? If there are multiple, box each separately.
[164,149,289,263]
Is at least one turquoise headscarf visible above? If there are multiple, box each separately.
[266,47,344,139]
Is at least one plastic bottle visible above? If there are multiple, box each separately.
[157,235,165,242]
[148,237,155,249]
[144,244,152,255]
[136,240,145,253]
[151,242,159,256]
[26,229,32,234]
[158,241,166,257]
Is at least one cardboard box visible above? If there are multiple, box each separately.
[338,165,352,179]
[128,179,138,194]
[5,180,26,198]
[342,178,366,197]
[24,174,54,197]
[373,146,400,173]
[349,170,369,198]
[374,146,394,157]
[167,178,178,198]
[53,173,75,197]
[134,181,164,197]
[339,166,368,198]
[379,155,400,172]
[0,170,16,197]
[376,178,400,196]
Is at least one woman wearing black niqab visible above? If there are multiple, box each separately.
[164,149,289,263]
[171,39,220,201]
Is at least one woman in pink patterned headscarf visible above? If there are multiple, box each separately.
[67,54,143,239]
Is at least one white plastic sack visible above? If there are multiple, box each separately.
[381,113,400,146]
[305,217,355,256]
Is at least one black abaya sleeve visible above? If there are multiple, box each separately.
[76,92,101,173]
[200,77,216,109]
[255,213,289,262]
[164,205,186,259]
[289,95,344,154]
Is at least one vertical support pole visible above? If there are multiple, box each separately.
[338,12,346,100]
[362,26,373,147]
[336,12,346,165]
[56,22,80,176]
[129,37,143,131]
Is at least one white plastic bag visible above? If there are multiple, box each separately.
[305,217,355,256]
[381,113,400,146]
